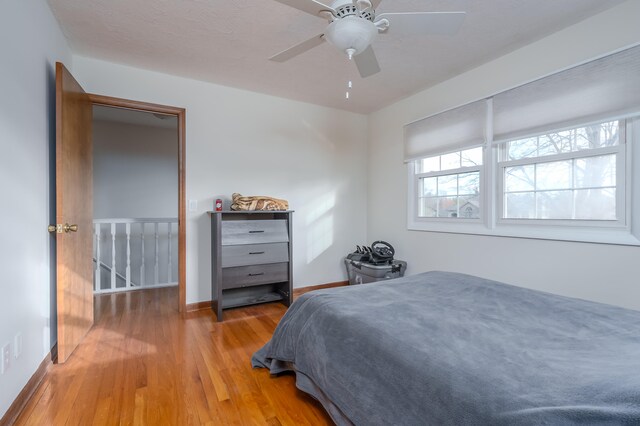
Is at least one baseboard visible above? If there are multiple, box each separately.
[293,280,348,297]
[50,342,58,364]
[0,352,53,425]
[185,300,212,312]
[185,280,349,312]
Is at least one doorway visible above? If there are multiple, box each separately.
[89,95,186,313]
[54,63,186,363]
[92,106,178,296]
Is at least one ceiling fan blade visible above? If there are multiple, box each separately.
[272,0,335,18]
[376,12,466,36]
[354,45,381,78]
[370,0,383,9]
[269,34,326,62]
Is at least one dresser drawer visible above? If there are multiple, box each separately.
[221,263,289,290]
[221,220,288,245]
[221,243,289,267]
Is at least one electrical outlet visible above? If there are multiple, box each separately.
[1,342,10,374]
[14,333,22,359]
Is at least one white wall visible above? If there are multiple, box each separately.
[367,0,640,311]
[93,119,178,219]
[73,57,369,303]
[0,0,72,418]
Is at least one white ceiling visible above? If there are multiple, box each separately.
[48,0,625,114]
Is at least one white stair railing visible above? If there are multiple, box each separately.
[94,259,134,286]
[93,218,178,294]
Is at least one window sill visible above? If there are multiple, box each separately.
[407,219,640,246]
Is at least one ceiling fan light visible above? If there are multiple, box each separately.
[325,16,377,57]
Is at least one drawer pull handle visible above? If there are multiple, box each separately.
[249,230,265,233]
[248,272,265,277]
[249,251,265,255]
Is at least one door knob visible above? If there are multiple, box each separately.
[63,223,78,233]
[48,223,78,233]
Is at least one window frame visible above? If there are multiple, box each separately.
[413,147,483,222]
[496,120,627,228]
[407,118,640,246]
[408,147,488,234]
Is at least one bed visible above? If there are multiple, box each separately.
[252,271,640,425]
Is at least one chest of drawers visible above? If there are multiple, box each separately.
[208,210,293,321]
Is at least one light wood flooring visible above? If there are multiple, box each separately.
[15,287,333,425]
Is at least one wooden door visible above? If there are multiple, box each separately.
[55,62,94,363]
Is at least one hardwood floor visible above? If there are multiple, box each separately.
[15,287,333,425]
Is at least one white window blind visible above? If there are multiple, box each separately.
[493,45,640,143]
[403,100,487,162]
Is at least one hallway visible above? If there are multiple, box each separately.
[16,288,332,425]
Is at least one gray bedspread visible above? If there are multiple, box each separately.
[252,271,640,425]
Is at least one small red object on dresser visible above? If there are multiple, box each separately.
[215,199,223,211]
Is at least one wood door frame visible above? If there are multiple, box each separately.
[88,94,187,313]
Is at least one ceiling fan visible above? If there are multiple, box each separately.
[269,0,466,78]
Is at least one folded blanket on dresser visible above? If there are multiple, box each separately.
[252,271,640,426]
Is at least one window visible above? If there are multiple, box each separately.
[406,45,640,244]
[498,120,625,223]
[407,118,638,244]
[414,147,482,219]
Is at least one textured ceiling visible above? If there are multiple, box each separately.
[48,0,625,114]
